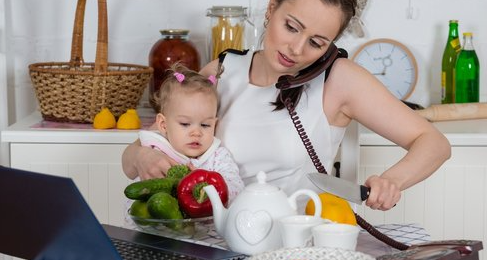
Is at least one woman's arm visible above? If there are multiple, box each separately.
[324,59,451,210]
[122,139,177,180]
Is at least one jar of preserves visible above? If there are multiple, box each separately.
[148,29,200,112]
[206,6,249,61]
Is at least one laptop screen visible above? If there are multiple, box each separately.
[0,166,121,259]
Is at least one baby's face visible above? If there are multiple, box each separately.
[161,90,218,158]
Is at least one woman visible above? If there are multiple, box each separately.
[123,0,451,211]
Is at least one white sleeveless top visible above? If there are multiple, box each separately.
[216,51,346,198]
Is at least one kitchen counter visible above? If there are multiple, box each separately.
[1,109,156,144]
[360,118,487,146]
[3,111,487,146]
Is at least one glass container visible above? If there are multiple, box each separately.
[148,29,200,112]
[206,6,248,61]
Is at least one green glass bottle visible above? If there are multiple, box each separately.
[441,20,461,104]
[454,32,480,103]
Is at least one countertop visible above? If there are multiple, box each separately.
[0,109,156,144]
[2,111,487,146]
[360,119,487,146]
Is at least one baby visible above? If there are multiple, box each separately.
[139,63,244,201]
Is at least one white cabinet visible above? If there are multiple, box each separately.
[357,120,487,260]
[1,112,147,227]
[9,143,131,226]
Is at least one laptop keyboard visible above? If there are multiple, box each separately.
[111,238,204,260]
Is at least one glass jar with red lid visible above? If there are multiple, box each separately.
[148,29,200,112]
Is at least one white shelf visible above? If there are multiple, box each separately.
[1,109,156,144]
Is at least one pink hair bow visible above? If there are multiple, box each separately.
[208,75,217,85]
[174,72,185,83]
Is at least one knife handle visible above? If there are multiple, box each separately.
[360,185,370,201]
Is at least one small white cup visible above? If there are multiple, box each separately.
[312,223,360,250]
[278,215,326,248]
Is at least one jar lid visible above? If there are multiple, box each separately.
[159,29,190,37]
[206,6,248,18]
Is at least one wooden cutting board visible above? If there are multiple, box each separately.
[416,103,487,122]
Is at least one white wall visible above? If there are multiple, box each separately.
[1,0,9,165]
[1,0,486,124]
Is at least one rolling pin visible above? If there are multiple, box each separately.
[415,102,487,122]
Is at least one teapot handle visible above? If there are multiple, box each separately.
[288,190,322,217]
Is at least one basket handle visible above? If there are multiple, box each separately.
[70,0,86,66]
[69,0,108,73]
[95,0,108,73]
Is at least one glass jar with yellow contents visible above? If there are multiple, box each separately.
[206,6,249,61]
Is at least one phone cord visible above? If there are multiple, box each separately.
[283,97,410,251]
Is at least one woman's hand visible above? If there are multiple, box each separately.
[122,141,178,180]
[364,175,401,211]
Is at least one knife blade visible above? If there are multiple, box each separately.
[307,172,370,204]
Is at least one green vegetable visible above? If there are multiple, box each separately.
[166,165,191,180]
[129,200,153,226]
[147,192,184,229]
[124,178,177,200]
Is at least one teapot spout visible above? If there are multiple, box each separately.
[203,185,227,235]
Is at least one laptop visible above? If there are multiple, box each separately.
[0,166,247,260]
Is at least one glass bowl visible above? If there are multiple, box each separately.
[129,211,214,239]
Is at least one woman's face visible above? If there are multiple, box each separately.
[263,0,343,75]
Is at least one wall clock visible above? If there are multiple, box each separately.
[351,38,418,100]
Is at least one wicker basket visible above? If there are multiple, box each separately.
[29,0,153,123]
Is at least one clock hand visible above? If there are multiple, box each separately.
[374,55,393,76]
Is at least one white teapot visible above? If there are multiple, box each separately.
[203,171,322,255]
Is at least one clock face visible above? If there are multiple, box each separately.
[352,39,418,100]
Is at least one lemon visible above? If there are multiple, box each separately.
[93,107,116,129]
[117,109,141,130]
[130,200,153,226]
[305,192,357,225]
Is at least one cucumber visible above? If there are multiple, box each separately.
[129,200,153,226]
[147,192,184,230]
[124,177,177,200]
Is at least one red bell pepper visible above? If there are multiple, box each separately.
[177,169,229,218]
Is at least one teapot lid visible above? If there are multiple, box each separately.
[245,171,279,192]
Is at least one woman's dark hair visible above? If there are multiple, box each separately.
[271,0,357,111]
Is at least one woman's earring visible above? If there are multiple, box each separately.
[264,18,269,28]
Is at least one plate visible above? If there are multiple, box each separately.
[129,211,213,239]
[247,247,375,260]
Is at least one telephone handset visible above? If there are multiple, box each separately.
[275,43,340,90]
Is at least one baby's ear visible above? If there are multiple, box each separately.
[155,113,167,134]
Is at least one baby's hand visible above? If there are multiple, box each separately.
[187,162,196,171]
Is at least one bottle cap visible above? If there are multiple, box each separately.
[463,32,473,37]
[449,19,459,23]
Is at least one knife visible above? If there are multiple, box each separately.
[307,172,370,204]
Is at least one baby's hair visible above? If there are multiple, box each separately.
[155,62,218,113]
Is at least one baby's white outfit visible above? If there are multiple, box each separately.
[139,130,244,201]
